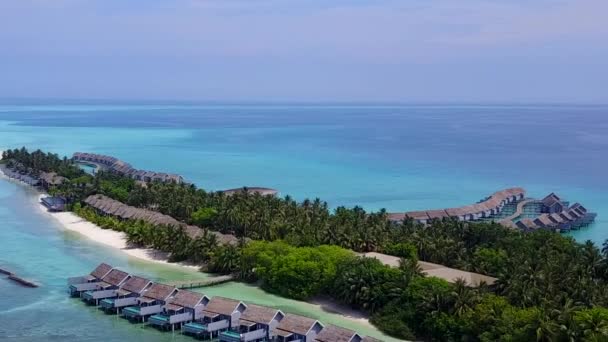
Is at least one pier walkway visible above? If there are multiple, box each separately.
[166,275,234,289]
[498,199,534,229]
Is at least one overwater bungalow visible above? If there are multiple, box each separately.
[515,218,538,231]
[122,283,178,322]
[67,263,113,297]
[72,152,184,184]
[426,209,450,221]
[82,269,130,305]
[571,203,587,214]
[100,275,153,313]
[394,187,526,224]
[273,314,324,342]
[541,193,564,213]
[403,211,429,224]
[182,297,247,339]
[220,187,279,197]
[533,214,556,229]
[218,304,285,342]
[315,324,362,342]
[149,290,210,331]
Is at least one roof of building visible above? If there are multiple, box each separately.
[548,213,564,223]
[91,263,113,279]
[518,218,538,229]
[276,314,321,336]
[392,187,526,222]
[534,214,556,227]
[542,193,562,208]
[315,324,360,342]
[73,152,183,183]
[404,211,430,220]
[570,203,587,213]
[120,275,151,294]
[170,290,207,309]
[102,269,129,286]
[362,337,382,342]
[204,297,244,316]
[143,283,176,301]
[240,304,283,324]
[84,194,239,245]
[426,209,450,219]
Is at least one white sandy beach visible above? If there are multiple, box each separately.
[0,151,198,270]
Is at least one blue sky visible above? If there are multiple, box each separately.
[0,0,606,103]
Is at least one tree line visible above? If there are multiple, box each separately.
[3,147,608,341]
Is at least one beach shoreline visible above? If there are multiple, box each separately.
[0,151,374,327]
[0,152,199,270]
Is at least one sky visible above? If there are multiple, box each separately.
[0,0,607,103]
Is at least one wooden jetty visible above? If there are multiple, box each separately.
[167,275,234,289]
[1,266,39,288]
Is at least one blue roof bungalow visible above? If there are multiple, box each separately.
[273,314,324,342]
[148,290,210,331]
[122,283,178,323]
[67,263,113,297]
[100,275,153,313]
[315,324,362,342]
[82,269,130,305]
[183,297,247,339]
[41,196,66,212]
[219,304,285,342]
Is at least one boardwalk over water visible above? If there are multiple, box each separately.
[166,275,234,289]
[499,199,533,229]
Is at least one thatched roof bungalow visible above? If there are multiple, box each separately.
[84,194,239,245]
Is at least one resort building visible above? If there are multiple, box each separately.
[82,269,130,305]
[315,324,362,342]
[84,194,239,245]
[122,283,178,322]
[100,275,153,313]
[39,172,67,190]
[40,196,66,212]
[273,314,324,342]
[220,187,279,197]
[541,193,565,213]
[72,152,184,184]
[67,263,113,297]
[389,187,526,224]
[149,290,210,330]
[219,304,285,342]
[183,297,247,339]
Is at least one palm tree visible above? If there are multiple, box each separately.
[450,278,479,317]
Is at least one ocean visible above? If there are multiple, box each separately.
[0,103,607,340]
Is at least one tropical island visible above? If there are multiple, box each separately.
[2,147,608,341]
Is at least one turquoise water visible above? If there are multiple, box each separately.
[0,179,399,341]
[1,103,607,340]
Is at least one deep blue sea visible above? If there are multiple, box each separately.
[1,103,607,341]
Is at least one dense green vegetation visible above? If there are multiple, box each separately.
[4,147,608,341]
